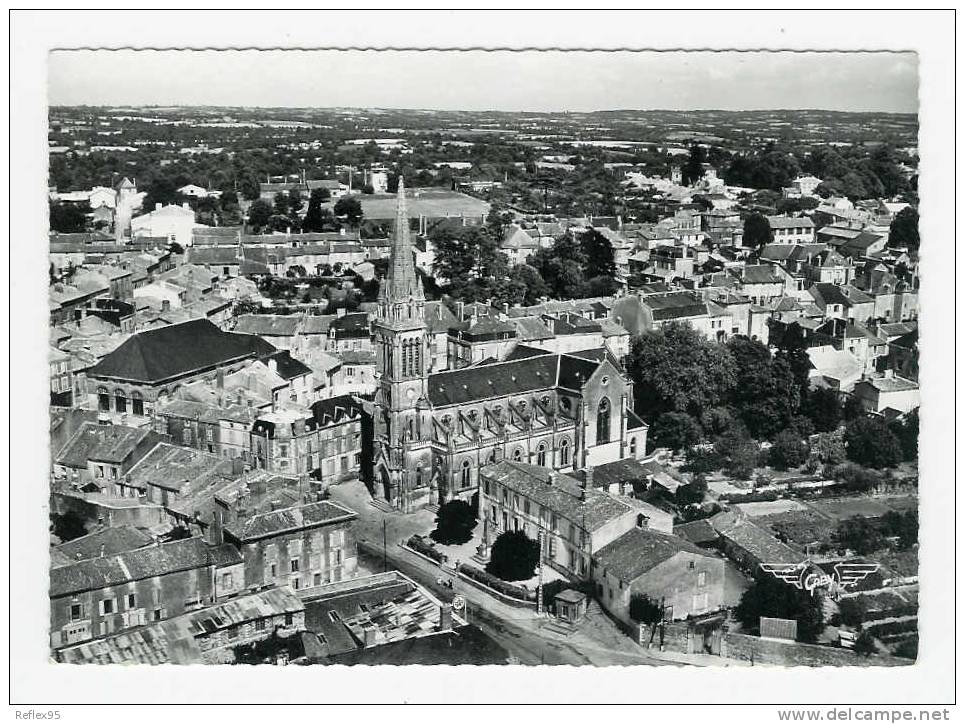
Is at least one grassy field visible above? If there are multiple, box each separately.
[804,495,918,523]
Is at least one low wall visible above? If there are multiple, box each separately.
[722,632,910,667]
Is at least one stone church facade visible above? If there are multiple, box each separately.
[369,180,649,512]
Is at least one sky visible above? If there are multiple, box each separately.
[48,50,919,114]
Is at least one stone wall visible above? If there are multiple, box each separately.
[721,631,910,667]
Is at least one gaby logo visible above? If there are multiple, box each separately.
[759,562,880,598]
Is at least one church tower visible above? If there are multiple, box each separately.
[372,178,432,511]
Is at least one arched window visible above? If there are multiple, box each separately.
[559,438,570,467]
[114,389,127,414]
[97,387,110,412]
[536,442,547,467]
[597,398,611,444]
[629,437,637,457]
[461,459,472,488]
[512,448,523,462]
[131,391,144,416]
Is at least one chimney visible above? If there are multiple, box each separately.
[216,367,224,389]
[182,202,190,210]
[161,299,170,312]
[456,301,465,320]
[362,625,377,648]
[155,203,162,211]
[207,510,224,546]
[267,358,278,376]
[438,604,453,632]
[337,307,346,318]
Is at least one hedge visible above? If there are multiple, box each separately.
[457,563,537,602]
[406,535,446,564]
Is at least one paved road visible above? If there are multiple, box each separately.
[330,480,676,666]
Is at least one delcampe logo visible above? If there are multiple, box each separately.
[759,561,880,599]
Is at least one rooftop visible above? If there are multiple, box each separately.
[593,527,711,582]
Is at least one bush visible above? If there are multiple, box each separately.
[768,430,810,471]
[674,474,708,506]
[837,597,867,627]
[833,517,889,556]
[735,576,824,643]
[845,417,902,469]
[486,530,540,582]
[833,462,882,493]
[430,499,477,545]
[458,563,536,602]
[650,412,702,453]
[682,446,723,475]
[852,630,877,657]
[406,535,446,563]
[714,428,759,479]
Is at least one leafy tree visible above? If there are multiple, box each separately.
[853,630,877,657]
[834,516,888,556]
[650,412,702,453]
[742,212,773,252]
[714,427,759,480]
[837,597,867,627]
[487,530,540,582]
[682,446,723,475]
[432,224,508,302]
[844,417,902,469]
[735,575,824,643]
[49,511,87,542]
[768,430,809,471]
[699,407,736,437]
[880,510,918,550]
[629,593,664,644]
[49,202,88,233]
[303,188,331,232]
[802,387,843,433]
[430,499,478,545]
[579,228,617,281]
[247,199,273,231]
[888,409,919,461]
[811,430,847,466]
[334,195,364,225]
[842,394,865,422]
[888,206,919,252]
[681,142,706,186]
[625,322,737,422]
[675,474,708,506]
[529,232,588,300]
[726,336,801,439]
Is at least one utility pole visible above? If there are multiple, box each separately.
[382,518,388,573]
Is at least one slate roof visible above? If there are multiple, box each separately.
[51,526,154,567]
[742,264,783,285]
[125,442,234,493]
[510,316,554,342]
[233,314,301,337]
[642,292,708,321]
[709,512,800,565]
[266,350,313,380]
[226,501,357,542]
[424,301,459,334]
[673,519,720,546]
[50,537,241,598]
[87,319,276,384]
[593,527,711,582]
[766,215,815,230]
[310,394,364,425]
[55,422,152,468]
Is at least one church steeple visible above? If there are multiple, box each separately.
[379,177,424,309]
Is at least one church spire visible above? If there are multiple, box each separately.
[382,177,424,304]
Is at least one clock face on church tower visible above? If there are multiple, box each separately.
[405,387,416,400]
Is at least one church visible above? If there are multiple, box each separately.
[368,179,649,513]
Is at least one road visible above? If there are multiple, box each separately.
[331,480,677,666]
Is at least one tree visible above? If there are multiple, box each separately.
[743,212,773,252]
[487,530,540,582]
[579,228,617,281]
[681,142,706,186]
[303,188,331,232]
[837,597,867,628]
[768,430,809,471]
[714,427,759,480]
[334,195,364,225]
[811,430,847,466]
[735,576,824,643]
[888,206,919,252]
[889,408,919,461]
[675,474,708,506]
[726,336,801,439]
[844,417,902,469]
[834,516,888,556]
[247,199,273,231]
[625,322,737,422]
[49,511,87,542]
[49,202,88,233]
[853,630,877,657]
[432,224,508,302]
[802,387,843,433]
[430,499,477,545]
[629,593,664,644]
[650,412,702,453]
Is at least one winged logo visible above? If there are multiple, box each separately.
[759,562,808,589]
[833,562,880,589]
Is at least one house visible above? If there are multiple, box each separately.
[592,527,740,627]
[479,461,672,581]
[806,346,863,392]
[83,318,277,419]
[809,283,876,325]
[766,216,816,245]
[838,231,887,260]
[224,500,359,596]
[708,511,801,575]
[55,586,304,664]
[51,346,73,406]
[852,373,920,414]
[49,536,244,650]
[52,420,167,489]
[501,224,539,266]
[131,203,202,247]
[812,318,889,375]
[887,329,919,382]
[447,316,519,369]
